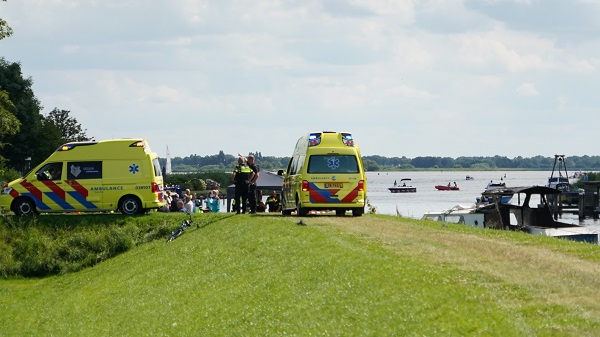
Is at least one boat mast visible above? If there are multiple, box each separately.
[550,154,569,181]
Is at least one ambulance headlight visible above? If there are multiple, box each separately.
[1,187,12,195]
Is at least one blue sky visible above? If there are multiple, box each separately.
[1,0,599,159]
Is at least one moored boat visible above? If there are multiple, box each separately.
[476,181,512,203]
[423,186,598,244]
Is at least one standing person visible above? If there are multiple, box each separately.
[232,156,253,214]
[247,154,260,214]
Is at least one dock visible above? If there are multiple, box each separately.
[549,181,600,220]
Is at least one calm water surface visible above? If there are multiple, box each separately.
[366,171,600,230]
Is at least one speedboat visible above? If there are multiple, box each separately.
[435,184,459,191]
[389,178,416,193]
[466,175,474,180]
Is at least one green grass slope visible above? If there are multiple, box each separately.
[2,214,600,336]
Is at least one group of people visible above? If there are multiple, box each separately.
[159,188,221,214]
[232,154,260,214]
[231,153,283,214]
[159,153,281,215]
[255,189,282,213]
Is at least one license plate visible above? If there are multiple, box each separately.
[324,183,343,188]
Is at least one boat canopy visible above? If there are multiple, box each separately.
[482,186,560,197]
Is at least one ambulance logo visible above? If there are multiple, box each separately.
[70,165,82,177]
[327,157,340,170]
[129,164,139,174]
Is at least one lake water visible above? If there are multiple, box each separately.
[366,171,600,229]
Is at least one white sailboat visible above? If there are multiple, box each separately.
[165,145,172,174]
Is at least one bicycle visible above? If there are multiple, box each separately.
[166,215,193,243]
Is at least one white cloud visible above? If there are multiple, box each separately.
[384,85,434,99]
[456,28,555,72]
[516,82,539,96]
[353,0,416,21]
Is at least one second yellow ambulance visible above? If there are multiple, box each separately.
[279,131,367,216]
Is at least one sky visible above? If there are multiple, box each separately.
[1,0,599,160]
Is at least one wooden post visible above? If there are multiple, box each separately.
[594,192,599,220]
[578,191,585,220]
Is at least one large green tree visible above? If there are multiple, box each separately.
[44,108,92,143]
[0,90,20,160]
[0,58,47,171]
[0,0,20,163]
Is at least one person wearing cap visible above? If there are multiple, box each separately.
[246,154,260,214]
[232,156,254,214]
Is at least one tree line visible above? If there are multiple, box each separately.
[168,153,600,172]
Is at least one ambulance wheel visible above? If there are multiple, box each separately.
[12,197,37,216]
[296,198,308,217]
[352,208,364,217]
[119,196,142,215]
[281,197,292,215]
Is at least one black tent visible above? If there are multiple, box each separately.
[226,171,284,212]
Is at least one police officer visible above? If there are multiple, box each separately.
[246,154,260,214]
[232,156,254,214]
[265,190,276,212]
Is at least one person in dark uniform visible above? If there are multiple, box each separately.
[246,154,260,214]
[232,156,254,214]
[266,190,278,213]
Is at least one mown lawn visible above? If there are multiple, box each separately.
[1,213,600,336]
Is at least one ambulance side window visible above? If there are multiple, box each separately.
[285,157,295,175]
[152,158,162,177]
[296,155,305,174]
[36,163,62,181]
[66,161,103,180]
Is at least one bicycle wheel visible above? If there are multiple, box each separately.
[166,229,182,243]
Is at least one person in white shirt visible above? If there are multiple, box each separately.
[183,195,194,214]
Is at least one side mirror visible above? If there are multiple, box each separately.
[277,169,284,176]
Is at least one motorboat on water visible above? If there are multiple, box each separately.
[465,175,474,180]
[423,186,598,244]
[389,178,416,193]
[435,184,459,191]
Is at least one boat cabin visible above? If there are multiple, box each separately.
[481,186,598,243]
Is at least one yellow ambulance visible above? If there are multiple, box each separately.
[279,131,367,216]
[0,138,166,216]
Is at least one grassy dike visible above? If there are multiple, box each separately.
[2,213,600,336]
